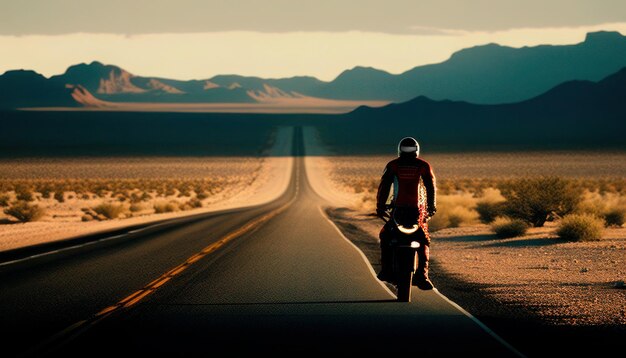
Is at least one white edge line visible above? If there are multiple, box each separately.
[0,145,298,270]
[128,228,148,234]
[2,128,297,269]
[0,213,227,267]
[0,234,127,267]
[95,234,126,243]
[318,206,396,299]
[319,205,526,358]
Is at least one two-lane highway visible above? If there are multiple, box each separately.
[1,127,522,356]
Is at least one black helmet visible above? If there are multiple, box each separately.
[397,137,419,157]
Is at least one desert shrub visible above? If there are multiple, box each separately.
[576,191,605,216]
[186,198,203,209]
[427,214,449,232]
[556,214,604,242]
[156,187,166,196]
[475,187,505,224]
[154,201,180,213]
[476,202,504,224]
[40,185,54,199]
[577,191,621,215]
[54,191,65,203]
[93,202,127,219]
[113,191,130,202]
[94,189,107,198]
[440,192,477,209]
[491,217,528,239]
[576,191,626,228]
[603,209,625,227]
[499,177,581,227]
[447,206,479,227]
[0,194,9,207]
[129,192,142,203]
[3,201,46,222]
[426,193,479,231]
[129,203,146,212]
[432,177,626,197]
[15,185,34,202]
[478,187,505,201]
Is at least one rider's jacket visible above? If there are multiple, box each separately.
[376,154,436,211]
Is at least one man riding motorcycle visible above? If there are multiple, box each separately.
[376,137,437,290]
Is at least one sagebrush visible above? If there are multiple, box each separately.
[491,218,528,239]
[557,214,604,242]
[154,201,180,214]
[3,201,46,222]
[93,202,128,219]
[603,209,624,227]
[499,177,581,227]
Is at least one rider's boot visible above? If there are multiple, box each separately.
[413,245,434,290]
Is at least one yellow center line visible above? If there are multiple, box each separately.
[96,305,118,316]
[32,143,301,356]
[151,277,172,289]
[186,253,205,264]
[118,290,145,305]
[169,265,187,276]
[82,203,292,328]
[164,264,186,276]
[96,158,299,318]
[103,195,295,313]
[146,276,166,287]
[124,290,153,307]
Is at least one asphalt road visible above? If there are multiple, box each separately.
[0,127,522,356]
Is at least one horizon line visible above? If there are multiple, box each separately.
[1,24,625,81]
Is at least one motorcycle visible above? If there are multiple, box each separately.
[379,205,429,302]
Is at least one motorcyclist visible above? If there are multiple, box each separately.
[376,137,437,290]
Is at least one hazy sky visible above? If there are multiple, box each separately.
[1,0,625,80]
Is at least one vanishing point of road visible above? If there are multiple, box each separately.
[0,127,522,356]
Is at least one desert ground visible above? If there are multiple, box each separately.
[0,156,293,252]
[2,133,624,352]
[305,151,625,351]
[27,97,389,114]
[0,127,294,252]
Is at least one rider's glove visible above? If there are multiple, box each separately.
[427,207,437,218]
[376,206,386,218]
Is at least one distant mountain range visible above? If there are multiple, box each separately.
[0,70,108,108]
[352,65,626,118]
[1,30,626,109]
[316,66,626,152]
[319,31,626,103]
[1,66,624,157]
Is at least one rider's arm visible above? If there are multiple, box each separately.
[376,165,393,210]
[422,163,436,213]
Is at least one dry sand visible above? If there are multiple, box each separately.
[26,98,389,114]
[0,128,293,252]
